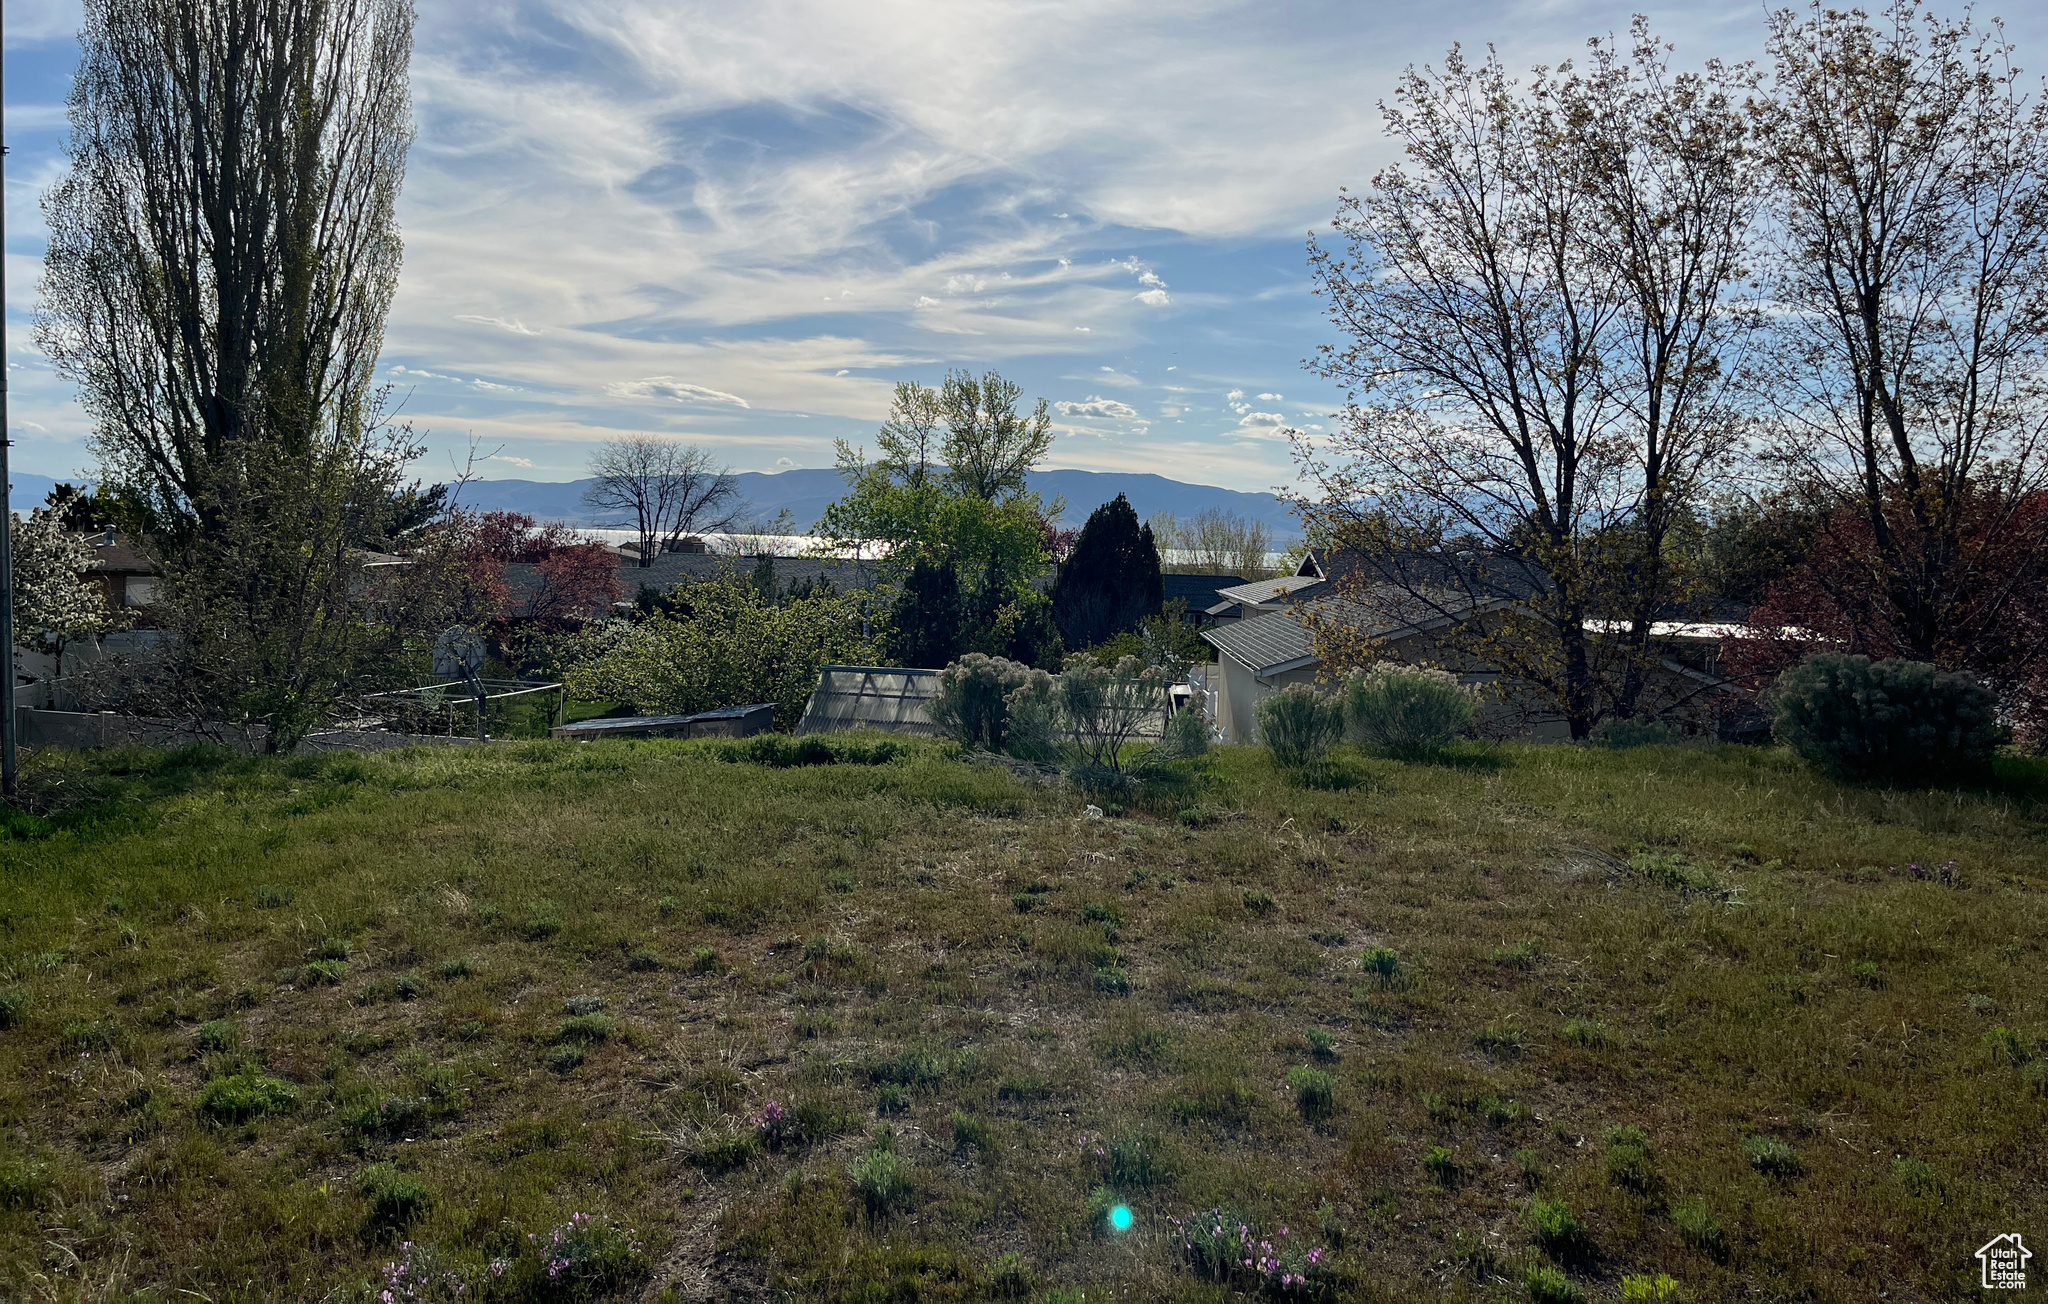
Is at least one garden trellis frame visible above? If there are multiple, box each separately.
[357,678,566,740]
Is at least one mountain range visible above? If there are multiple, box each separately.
[9,467,1303,540]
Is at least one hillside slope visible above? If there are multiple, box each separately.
[0,740,2041,1299]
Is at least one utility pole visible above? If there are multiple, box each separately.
[0,30,18,800]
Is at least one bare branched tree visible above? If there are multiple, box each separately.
[1753,0,2048,677]
[584,437,743,567]
[1296,27,1756,736]
[36,0,434,750]
[1148,509,1274,577]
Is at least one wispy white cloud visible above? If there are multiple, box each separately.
[455,314,542,335]
[606,377,751,407]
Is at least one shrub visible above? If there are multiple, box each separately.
[987,1250,1035,1297]
[1241,888,1276,917]
[1671,1196,1727,1260]
[1287,1065,1336,1123]
[1493,937,1542,971]
[194,1019,235,1054]
[547,1044,584,1072]
[1361,946,1404,988]
[689,946,723,974]
[359,1163,433,1235]
[1005,655,1207,792]
[950,1110,990,1153]
[1768,653,2002,785]
[1524,1196,1590,1261]
[1476,1021,1525,1057]
[1451,1230,1495,1279]
[1423,1143,1460,1184]
[560,575,884,730]
[929,654,1034,749]
[692,1127,761,1174]
[556,1013,617,1044]
[1305,1027,1339,1061]
[1091,967,1130,994]
[1170,1207,1333,1292]
[1257,684,1344,772]
[1561,1018,1617,1049]
[1343,662,1475,751]
[1524,1261,1581,1304]
[625,948,661,972]
[1593,716,1688,748]
[0,990,27,1030]
[848,1136,913,1217]
[0,1158,54,1210]
[1604,1125,1655,1193]
[197,1068,297,1124]
[1743,1135,1803,1178]
[437,957,475,979]
[1620,1274,1683,1302]
[1103,1131,1165,1188]
[521,1212,648,1295]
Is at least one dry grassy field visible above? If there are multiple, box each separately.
[0,737,2042,1301]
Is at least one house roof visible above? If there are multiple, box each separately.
[1203,606,1317,677]
[1213,574,1325,607]
[1202,583,1504,676]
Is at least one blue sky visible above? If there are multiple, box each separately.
[8,0,2046,497]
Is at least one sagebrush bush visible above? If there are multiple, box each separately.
[1744,1134,1803,1178]
[1257,685,1344,772]
[848,1136,913,1217]
[1342,662,1475,751]
[1004,655,1207,794]
[928,653,1033,750]
[1769,653,2002,785]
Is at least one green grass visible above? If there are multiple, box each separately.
[0,736,2043,1299]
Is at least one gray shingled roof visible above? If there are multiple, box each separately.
[1214,574,1326,607]
[1202,585,1502,674]
[1202,607,1316,675]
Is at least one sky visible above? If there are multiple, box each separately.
[7,0,2047,499]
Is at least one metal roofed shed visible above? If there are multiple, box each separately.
[797,666,944,737]
[550,702,775,741]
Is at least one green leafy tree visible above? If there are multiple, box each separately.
[561,576,882,730]
[887,558,963,669]
[1052,494,1163,650]
[37,0,432,749]
[820,370,1057,657]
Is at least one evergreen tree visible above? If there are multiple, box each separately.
[1052,494,1163,650]
[888,558,964,668]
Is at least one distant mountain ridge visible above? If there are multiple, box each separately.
[452,468,1302,540]
[8,467,1303,541]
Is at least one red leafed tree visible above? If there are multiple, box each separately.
[452,511,622,624]
[1732,488,2048,743]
